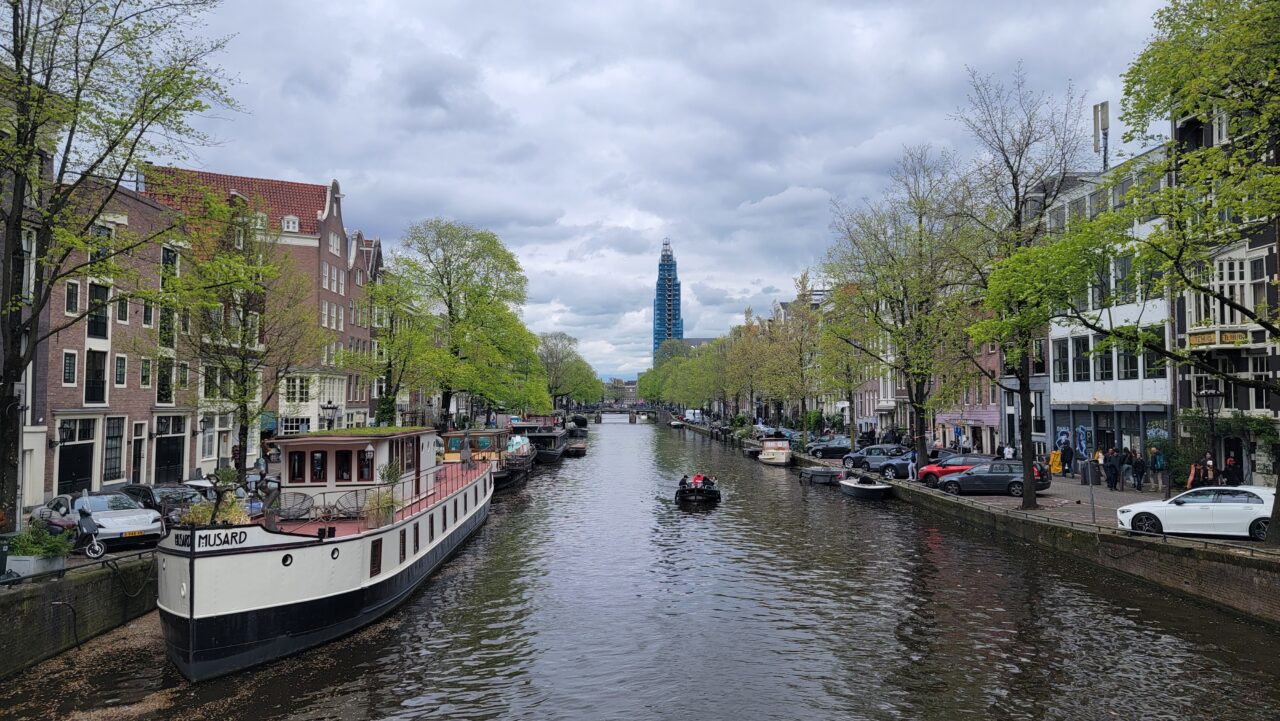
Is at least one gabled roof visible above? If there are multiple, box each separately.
[142,165,332,235]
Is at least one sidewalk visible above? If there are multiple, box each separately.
[975,474,1169,528]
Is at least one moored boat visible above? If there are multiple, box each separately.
[758,437,793,466]
[839,477,894,501]
[669,420,685,428]
[564,438,588,457]
[156,427,492,682]
[494,435,535,490]
[571,414,589,429]
[800,466,844,485]
[512,418,567,463]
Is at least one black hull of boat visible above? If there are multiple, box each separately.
[493,467,529,491]
[567,427,588,438]
[160,501,489,682]
[675,487,721,504]
[536,447,566,464]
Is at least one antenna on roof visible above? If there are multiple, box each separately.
[1093,101,1110,171]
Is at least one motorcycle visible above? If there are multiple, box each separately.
[74,506,106,559]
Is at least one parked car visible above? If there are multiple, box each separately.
[185,479,265,518]
[118,483,205,524]
[1117,487,1273,541]
[917,454,994,488]
[806,436,852,459]
[927,448,958,462]
[30,492,165,548]
[936,461,1052,496]
[842,444,911,478]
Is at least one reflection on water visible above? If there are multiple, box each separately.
[4,420,1279,721]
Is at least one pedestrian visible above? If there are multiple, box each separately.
[1224,456,1243,486]
[908,448,917,481]
[1186,461,1204,490]
[1060,443,1076,479]
[1149,446,1166,492]
[1120,448,1134,489]
[1131,451,1147,491]
[1103,448,1120,491]
[1203,459,1220,486]
[1003,444,1015,460]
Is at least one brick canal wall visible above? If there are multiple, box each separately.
[882,478,1280,626]
[0,555,156,680]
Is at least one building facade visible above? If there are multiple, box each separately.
[652,239,683,355]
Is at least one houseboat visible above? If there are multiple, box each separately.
[758,437,793,466]
[156,427,492,681]
[495,434,535,490]
[512,418,567,464]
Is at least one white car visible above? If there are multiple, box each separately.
[1117,486,1273,541]
[32,492,166,548]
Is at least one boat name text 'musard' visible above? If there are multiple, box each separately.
[172,530,250,549]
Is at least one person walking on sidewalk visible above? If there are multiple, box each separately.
[1224,456,1243,486]
[1104,448,1121,491]
[1187,461,1205,490]
[1060,443,1075,479]
[1131,452,1147,491]
[1203,459,1220,486]
[1149,446,1166,492]
[1120,448,1134,489]
[1003,444,1015,460]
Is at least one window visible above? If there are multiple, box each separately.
[62,351,77,385]
[1251,258,1268,318]
[116,297,128,323]
[322,262,329,290]
[156,358,174,404]
[286,376,311,403]
[103,417,124,481]
[1088,189,1108,218]
[1047,206,1066,233]
[180,308,190,334]
[281,416,310,435]
[1143,327,1166,379]
[1068,197,1086,221]
[329,232,340,255]
[1118,345,1139,380]
[330,265,338,293]
[201,415,215,459]
[1094,336,1113,381]
[178,362,189,389]
[320,300,329,328]
[1091,262,1111,309]
[310,450,327,483]
[336,450,353,481]
[142,301,153,327]
[140,358,152,388]
[84,351,106,403]
[1114,255,1135,303]
[338,270,345,296]
[114,355,127,386]
[65,281,80,314]
[414,522,420,553]
[159,306,175,350]
[289,451,305,482]
[84,284,109,338]
[1072,337,1090,382]
[399,529,406,564]
[1052,339,1069,383]
[369,538,382,577]
[1032,338,1047,375]
[1112,176,1134,208]
[233,226,245,249]
[282,215,299,233]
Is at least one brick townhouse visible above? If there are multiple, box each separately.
[22,186,203,507]
[145,167,383,442]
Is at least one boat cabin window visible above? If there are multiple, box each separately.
[442,505,448,530]
[429,515,435,541]
[413,522,420,553]
[335,450,353,481]
[475,436,493,451]
[358,451,373,481]
[370,538,382,577]
[447,437,464,452]
[288,451,305,483]
[403,438,415,473]
[310,450,327,483]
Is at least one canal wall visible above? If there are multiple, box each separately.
[0,555,156,680]
[879,476,1280,626]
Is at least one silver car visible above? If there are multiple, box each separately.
[32,492,165,548]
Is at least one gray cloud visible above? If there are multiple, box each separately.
[183,0,1165,377]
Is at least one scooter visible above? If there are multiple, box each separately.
[74,506,106,559]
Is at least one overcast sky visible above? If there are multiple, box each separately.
[186,0,1165,379]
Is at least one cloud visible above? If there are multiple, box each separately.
[181,0,1166,377]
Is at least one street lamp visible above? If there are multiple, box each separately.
[50,419,77,448]
[320,401,339,430]
[1195,381,1225,467]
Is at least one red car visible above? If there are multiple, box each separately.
[918,454,993,487]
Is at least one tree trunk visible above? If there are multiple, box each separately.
[911,381,929,470]
[1018,348,1038,510]
[0,390,21,533]
[441,389,454,427]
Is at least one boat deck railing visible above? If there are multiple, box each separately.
[276,461,491,537]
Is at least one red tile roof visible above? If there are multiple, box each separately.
[143,165,331,235]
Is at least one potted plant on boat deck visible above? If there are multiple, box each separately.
[363,463,403,529]
[6,521,73,577]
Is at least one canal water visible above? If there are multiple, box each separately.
[4,418,1280,721]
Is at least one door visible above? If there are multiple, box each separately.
[1211,488,1263,536]
[959,464,990,492]
[987,462,1014,492]
[1163,489,1218,533]
[155,436,185,483]
[864,448,883,468]
[57,443,94,495]
[130,422,146,483]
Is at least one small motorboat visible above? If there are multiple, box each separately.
[675,474,721,505]
[800,467,844,485]
[758,436,792,466]
[669,420,685,428]
[571,414,589,429]
[839,477,893,501]
[564,439,588,457]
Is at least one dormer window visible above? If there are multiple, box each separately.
[282,215,299,233]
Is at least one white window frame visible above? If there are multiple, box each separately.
[321,261,329,290]
[329,232,340,255]
[62,350,77,386]
[177,361,189,389]
[320,300,329,328]
[338,270,345,296]
[282,215,299,233]
[114,354,127,387]
[64,280,80,315]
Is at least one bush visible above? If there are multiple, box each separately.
[9,521,73,558]
[180,499,250,526]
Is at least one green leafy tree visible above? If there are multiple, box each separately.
[761,272,822,432]
[726,310,767,419]
[0,0,233,531]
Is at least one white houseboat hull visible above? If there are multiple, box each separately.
[157,469,492,681]
[758,450,792,466]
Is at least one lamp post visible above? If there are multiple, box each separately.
[1195,381,1224,469]
[320,401,339,430]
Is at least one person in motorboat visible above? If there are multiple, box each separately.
[691,473,705,487]
[679,475,689,489]
[704,476,716,488]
